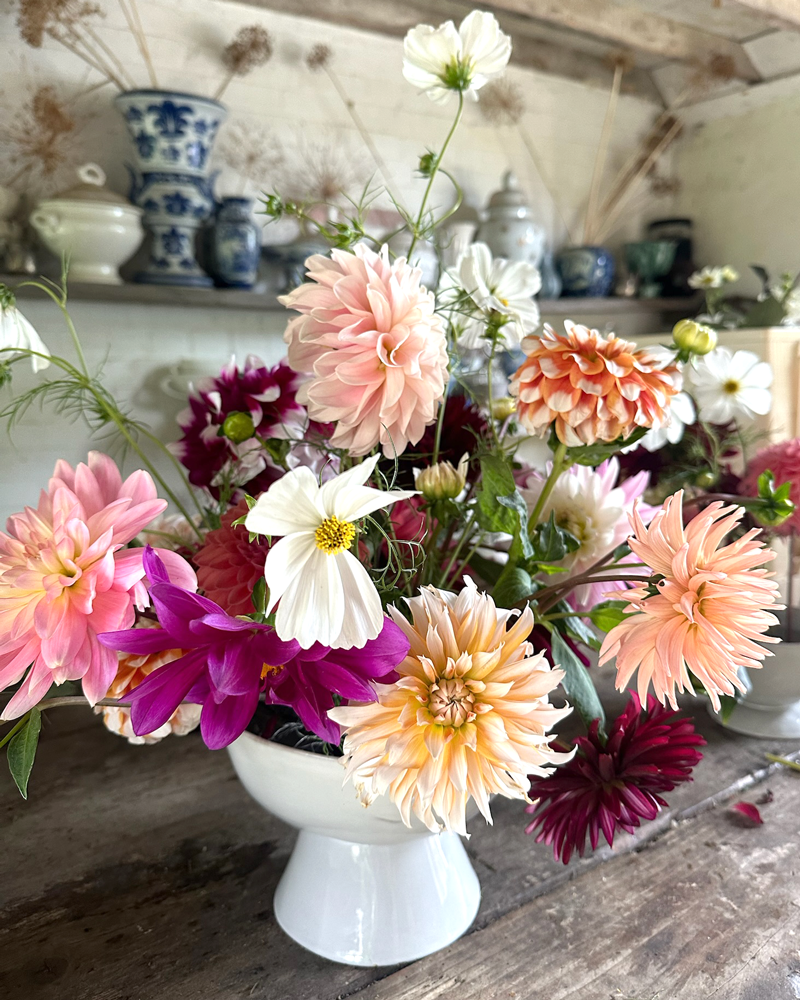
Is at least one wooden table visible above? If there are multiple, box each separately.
[3,678,800,1000]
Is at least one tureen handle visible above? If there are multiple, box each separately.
[77,163,106,187]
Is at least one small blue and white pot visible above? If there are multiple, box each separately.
[556,245,615,297]
[210,197,261,289]
[115,90,227,287]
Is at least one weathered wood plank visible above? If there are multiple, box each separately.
[232,0,664,102]
[727,0,800,31]
[350,766,800,1000]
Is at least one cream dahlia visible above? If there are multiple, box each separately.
[281,244,448,458]
[599,492,782,711]
[329,579,573,835]
[510,321,681,447]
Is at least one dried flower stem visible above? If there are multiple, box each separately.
[584,61,624,244]
[213,70,235,101]
[82,22,137,89]
[53,29,125,89]
[516,124,575,245]
[322,65,404,209]
[117,0,158,88]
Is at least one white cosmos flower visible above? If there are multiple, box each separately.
[403,10,512,104]
[688,347,772,424]
[637,390,696,452]
[0,298,50,372]
[245,454,415,650]
[443,242,540,349]
[688,265,737,290]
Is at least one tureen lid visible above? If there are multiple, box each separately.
[53,163,130,205]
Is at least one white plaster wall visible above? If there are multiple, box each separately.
[0,0,677,519]
[673,83,800,300]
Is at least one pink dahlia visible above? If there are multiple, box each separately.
[0,452,196,718]
[195,496,271,617]
[525,694,705,864]
[281,244,448,458]
[171,355,306,495]
[741,438,800,536]
[599,492,782,710]
[510,322,681,447]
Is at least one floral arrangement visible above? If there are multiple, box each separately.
[0,12,794,865]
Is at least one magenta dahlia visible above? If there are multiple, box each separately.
[171,356,306,495]
[525,694,705,864]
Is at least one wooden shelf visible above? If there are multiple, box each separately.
[2,276,702,315]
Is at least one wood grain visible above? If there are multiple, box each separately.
[2,676,798,999]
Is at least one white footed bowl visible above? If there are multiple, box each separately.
[719,642,800,739]
[227,731,481,966]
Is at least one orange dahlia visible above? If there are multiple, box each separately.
[599,492,782,711]
[329,579,572,835]
[510,321,681,446]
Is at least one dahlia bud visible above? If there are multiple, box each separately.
[415,454,469,501]
[672,319,717,356]
[221,411,256,444]
[491,396,517,421]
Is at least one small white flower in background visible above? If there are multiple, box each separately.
[245,454,415,649]
[637,391,696,452]
[0,291,50,373]
[444,242,540,349]
[688,347,773,424]
[688,265,738,290]
[783,288,800,327]
[403,10,512,104]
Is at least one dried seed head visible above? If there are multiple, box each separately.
[219,120,283,185]
[306,43,332,72]
[606,50,636,74]
[222,25,273,76]
[478,80,525,126]
[17,0,102,48]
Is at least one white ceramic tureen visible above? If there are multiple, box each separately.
[30,163,144,285]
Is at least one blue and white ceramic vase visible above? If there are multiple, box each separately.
[556,246,615,297]
[115,90,227,287]
[211,197,260,288]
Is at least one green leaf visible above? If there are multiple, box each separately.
[550,631,606,732]
[493,567,533,609]
[589,600,630,634]
[465,552,505,586]
[476,455,518,534]
[7,708,41,800]
[555,427,648,467]
[251,576,267,618]
[497,492,534,559]
[530,511,579,563]
[719,694,738,724]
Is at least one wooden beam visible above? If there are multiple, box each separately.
[486,0,762,80]
[234,0,664,103]
[725,0,800,30]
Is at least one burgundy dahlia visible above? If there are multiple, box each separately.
[171,355,306,496]
[525,694,705,864]
[195,496,270,616]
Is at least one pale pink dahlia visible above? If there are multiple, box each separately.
[0,452,195,718]
[281,244,448,458]
[599,492,782,711]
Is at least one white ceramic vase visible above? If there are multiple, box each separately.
[227,731,481,966]
[720,641,800,738]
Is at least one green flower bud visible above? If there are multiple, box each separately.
[694,470,717,489]
[221,411,256,444]
[672,319,717,356]
[415,455,468,501]
[418,151,437,177]
[491,396,517,421]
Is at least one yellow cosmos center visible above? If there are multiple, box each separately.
[314,515,356,555]
[428,677,476,728]
[723,378,741,395]
[261,663,284,680]
[498,296,509,306]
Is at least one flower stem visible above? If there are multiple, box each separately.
[437,512,477,587]
[408,91,464,259]
[527,441,570,534]
[486,341,500,448]
[0,713,29,749]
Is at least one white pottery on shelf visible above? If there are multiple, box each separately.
[477,170,546,269]
[227,731,481,967]
[30,164,144,285]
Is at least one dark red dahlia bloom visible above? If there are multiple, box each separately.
[195,497,271,616]
[171,356,306,495]
[525,694,705,864]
